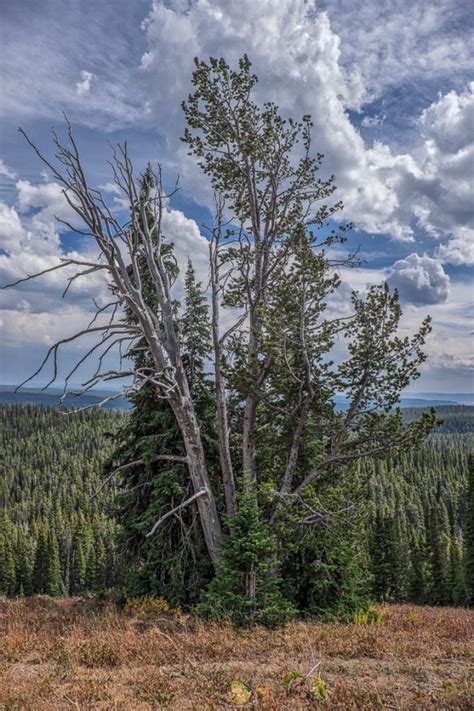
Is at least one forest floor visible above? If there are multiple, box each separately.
[0,598,472,710]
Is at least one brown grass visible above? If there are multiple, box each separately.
[0,598,472,709]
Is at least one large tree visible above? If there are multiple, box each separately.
[7,56,436,617]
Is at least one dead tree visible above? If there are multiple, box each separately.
[8,124,223,566]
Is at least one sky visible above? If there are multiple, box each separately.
[0,0,472,394]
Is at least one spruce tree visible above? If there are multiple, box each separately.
[428,502,450,605]
[71,528,87,594]
[409,531,428,604]
[0,529,16,596]
[14,530,33,597]
[33,527,49,594]
[46,533,63,597]
[181,259,212,396]
[465,452,474,604]
[196,487,297,627]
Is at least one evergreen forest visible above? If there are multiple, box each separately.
[1,403,472,612]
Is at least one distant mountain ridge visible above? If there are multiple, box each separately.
[0,385,130,411]
[0,385,471,412]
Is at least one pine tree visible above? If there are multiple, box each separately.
[32,527,49,594]
[196,487,297,627]
[428,503,450,605]
[86,541,97,593]
[14,530,33,596]
[370,511,394,600]
[46,533,63,597]
[109,174,214,606]
[181,259,212,396]
[409,531,428,603]
[0,404,120,598]
[0,530,16,596]
[71,530,87,594]
[449,536,466,605]
[465,452,474,604]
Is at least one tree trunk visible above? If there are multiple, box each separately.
[215,368,237,517]
[242,318,259,483]
[210,238,237,518]
[170,388,223,566]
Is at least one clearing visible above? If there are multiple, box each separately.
[0,599,472,709]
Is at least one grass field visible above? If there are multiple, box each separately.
[0,598,473,709]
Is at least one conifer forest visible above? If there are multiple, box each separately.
[1,403,472,613]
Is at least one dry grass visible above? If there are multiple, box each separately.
[0,598,472,709]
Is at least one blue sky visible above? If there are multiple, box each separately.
[0,0,472,393]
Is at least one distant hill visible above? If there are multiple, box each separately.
[0,385,130,411]
[402,404,474,434]
[0,385,471,414]
[333,395,461,410]
[402,393,474,406]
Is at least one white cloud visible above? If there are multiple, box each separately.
[137,1,472,250]
[0,159,16,180]
[162,207,209,285]
[1,0,472,391]
[0,174,211,376]
[139,2,396,229]
[0,202,26,253]
[320,0,472,101]
[2,0,472,255]
[76,70,94,96]
[408,84,474,263]
[437,238,474,267]
[16,179,77,224]
[420,82,474,154]
[387,253,450,305]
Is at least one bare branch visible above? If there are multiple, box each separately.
[90,454,188,499]
[1,260,76,289]
[146,488,209,537]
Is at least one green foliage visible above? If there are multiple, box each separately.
[181,259,212,396]
[196,487,297,627]
[276,471,372,621]
[46,532,63,597]
[112,393,213,606]
[0,404,121,597]
[365,430,472,605]
[0,517,16,596]
[0,401,472,612]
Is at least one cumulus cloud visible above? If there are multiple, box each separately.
[0,202,26,253]
[16,179,78,224]
[1,0,472,391]
[0,175,210,366]
[437,239,474,267]
[138,0,403,235]
[420,83,474,154]
[136,1,472,249]
[387,253,450,305]
[409,84,474,264]
[2,0,472,254]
